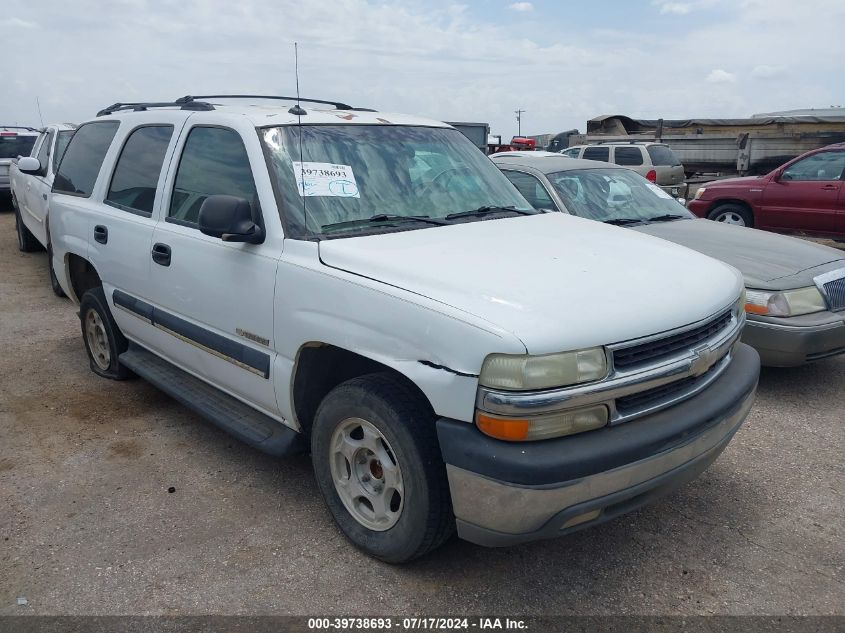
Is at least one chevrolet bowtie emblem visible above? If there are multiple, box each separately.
[690,345,716,377]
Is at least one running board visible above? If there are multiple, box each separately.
[120,344,304,456]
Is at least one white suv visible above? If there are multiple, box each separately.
[50,95,759,562]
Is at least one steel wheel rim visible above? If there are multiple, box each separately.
[329,417,404,531]
[85,309,111,370]
[715,211,745,226]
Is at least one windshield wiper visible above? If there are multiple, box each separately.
[646,214,688,222]
[602,217,647,226]
[444,206,538,221]
[322,214,448,232]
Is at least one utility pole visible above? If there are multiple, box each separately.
[515,109,525,136]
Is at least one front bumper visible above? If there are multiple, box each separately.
[436,342,759,547]
[743,312,845,367]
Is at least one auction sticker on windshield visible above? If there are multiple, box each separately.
[293,162,360,198]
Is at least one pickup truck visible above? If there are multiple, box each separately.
[10,123,76,296]
[49,95,759,562]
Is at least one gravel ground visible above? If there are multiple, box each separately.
[0,201,843,616]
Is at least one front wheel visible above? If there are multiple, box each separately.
[707,203,753,227]
[79,287,132,380]
[311,373,454,563]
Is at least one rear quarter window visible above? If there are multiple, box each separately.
[647,145,681,166]
[53,121,119,197]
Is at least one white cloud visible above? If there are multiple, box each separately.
[751,64,785,79]
[0,17,37,28]
[657,2,693,14]
[705,69,737,84]
[508,2,534,12]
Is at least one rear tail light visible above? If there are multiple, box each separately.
[646,169,657,182]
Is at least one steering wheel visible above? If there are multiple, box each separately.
[420,165,474,196]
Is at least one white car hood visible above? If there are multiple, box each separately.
[318,214,742,354]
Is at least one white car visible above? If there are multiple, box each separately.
[50,95,759,562]
[10,123,76,296]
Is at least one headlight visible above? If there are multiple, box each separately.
[694,187,706,200]
[476,405,609,441]
[745,287,826,317]
[478,348,608,391]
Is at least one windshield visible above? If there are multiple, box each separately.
[261,125,533,238]
[549,168,693,222]
[0,135,38,159]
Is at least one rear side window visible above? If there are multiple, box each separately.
[647,145,681,166]
[169,126,258,225]
[614,146,643,166]
[106,125,174,215]
[501,170,557,211]
[583,146,610,162]
[0,134,37,159]
[53,131,75,175]
[562,147,580,159]
[53,122,119,197]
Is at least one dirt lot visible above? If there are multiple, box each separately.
[0,201,843,617]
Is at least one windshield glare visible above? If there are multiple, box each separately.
[261,125,533,238]
[549,168,693,222]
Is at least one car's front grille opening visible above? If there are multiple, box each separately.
[615,360,722,415]
[823,277,845,311]
[612,310,732,371]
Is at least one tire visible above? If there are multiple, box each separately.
[79,287,132,380]
[311,373,454,563]
[14,205,40,252]
[707,203,753,227]
[46,233,66,298]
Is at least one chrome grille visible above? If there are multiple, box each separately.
[612,310,733,371]
[822,277,845,311]
[615,360,722,415]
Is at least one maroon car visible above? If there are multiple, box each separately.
[688,143,845,239]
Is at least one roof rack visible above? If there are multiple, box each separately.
[0,125,39,132]
[176,94,358,111]
[97,101,215,117]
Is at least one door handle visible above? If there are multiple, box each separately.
[820,184,838,190]
[151,243,171,267]
[42,193,48,200]
[93,225,108,244]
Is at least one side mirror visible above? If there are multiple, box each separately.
[198,195,264,244]
[18,157,42,175]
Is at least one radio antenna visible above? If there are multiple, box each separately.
[290,42,310,232]
[36,97,44,127]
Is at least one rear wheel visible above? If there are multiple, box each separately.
[311,373,454,563]
[14,205,40,252]
[79,287,132,380]
[707,203,753,227]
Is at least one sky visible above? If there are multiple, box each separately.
[2,0,844,138]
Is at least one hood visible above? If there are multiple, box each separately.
[318,214,742,354]
[703,175,764,188]
[634,219,845,288]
